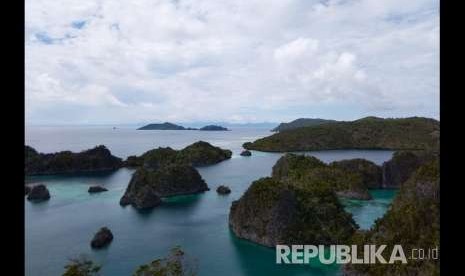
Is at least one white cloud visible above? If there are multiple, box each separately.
[274,38,319,62]
[25,0,439,124]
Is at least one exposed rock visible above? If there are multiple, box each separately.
[27,184,50,201]
[90,227,114,249]
[272,154,372,200]
[216,185,231,195]
[25,145,123,176]
[381,150,437,188]
[120,169,162,209]
[88,186,108,193]
[120,165,208,209]
[120,141,227,209]
[240,150,252,156]
[229,177,357,247]
[199,125,228,131]
[331,159,382,189]
[25,185,31,195]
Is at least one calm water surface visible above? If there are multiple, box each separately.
[25,126,396,276]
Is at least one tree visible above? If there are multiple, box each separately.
[134,246,198,276]
[62,255,101,276]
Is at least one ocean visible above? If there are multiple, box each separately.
[25,125,395,276]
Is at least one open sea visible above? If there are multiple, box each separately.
[25,125,395,276]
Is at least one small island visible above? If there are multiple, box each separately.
[137,122,190,130]
[120,141,232,210]
[27,184,51,202]
[199,125,229,131]
[88,186,108,193]
[216,185,231,195]
[25,145,123,176]
[137,122,230,131]
[240,150,252,156]
[90,227,114,249]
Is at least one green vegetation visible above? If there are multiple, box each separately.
[25,145,123,175]
[345,160,439,275]
[120,141,230,209]
[120,141,229,209]
[62,247,197,276]
[271,118,338,132]
[330,158,382,189]
[199,125,228,131]
[120,164,208,209]
[137,122,188,130]
[124,141,232,168]
[245,117,439,152]
[272,154,372,200]
[382,150,439,188]
[177,141,232,166]
[229,177,357,247]
[133,246,198,276]
[125,148,178,168]
[62,255,101,276]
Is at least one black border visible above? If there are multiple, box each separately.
[439,0,459,274]
[6,0,25,274]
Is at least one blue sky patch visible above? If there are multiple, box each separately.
[35,32,54,44]
[71,20,87,29]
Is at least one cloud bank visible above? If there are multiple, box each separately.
[26,0,439,124]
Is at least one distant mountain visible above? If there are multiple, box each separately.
[245,117,440,152]
[137,122,195,130]
[137,122,276,130]
[271,118,338,132]
[199,125,229,131]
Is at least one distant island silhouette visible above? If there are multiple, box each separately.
[138,122,228,131]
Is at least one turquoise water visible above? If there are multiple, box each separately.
[341,189,398,230]
[25,126,396,276]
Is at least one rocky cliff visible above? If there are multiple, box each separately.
[229,177,357,247]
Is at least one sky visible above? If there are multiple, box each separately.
[25,0,439,125]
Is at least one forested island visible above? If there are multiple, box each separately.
[229,150,439,274]
[120,141,232,209]
[199,125,229,131]
[245,117,439,152]
[137,122,190,130]
[137,122,228,131]
[25,145,123,175]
